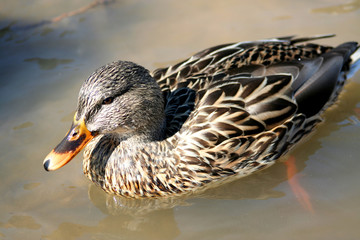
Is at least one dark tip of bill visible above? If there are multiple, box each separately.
[44,159,50,171]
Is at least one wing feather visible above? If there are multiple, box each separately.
[158,36,358,180]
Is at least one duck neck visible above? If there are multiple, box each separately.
[135,117,167,142]
[82,131,181,198]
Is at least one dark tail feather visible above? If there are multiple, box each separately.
[294,42,358,117]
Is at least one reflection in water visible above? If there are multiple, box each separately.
[311,0,360,14]
[0,0,115,34]
[45,194,180,240]
[0,23,12,39]
[47,213,180,240]
[89,184,190,216]
[272,15,292,21]
[0,215,41,230]
[40,27,54,37]
[12,121,34,130]
[59,30,75,38]
[24,58,73,70]
[23,182,41,190]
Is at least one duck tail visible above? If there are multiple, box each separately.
[294,41,358,117]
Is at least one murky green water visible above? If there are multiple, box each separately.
[1,0,360,239]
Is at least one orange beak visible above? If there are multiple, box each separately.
[43,118,97,171]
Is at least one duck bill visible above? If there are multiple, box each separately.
[43,119,96,171]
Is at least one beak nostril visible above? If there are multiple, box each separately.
[70,129,79,139]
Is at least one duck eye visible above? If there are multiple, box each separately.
[102,97,114,105]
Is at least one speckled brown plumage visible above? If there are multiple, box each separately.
[47,35,360,198]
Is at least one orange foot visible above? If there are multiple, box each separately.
[284,156,314,214]
[354,107,360,115]
[354,107,360,120]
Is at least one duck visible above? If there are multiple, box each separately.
[43,35,360,198]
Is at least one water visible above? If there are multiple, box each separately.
[1,0,360,239]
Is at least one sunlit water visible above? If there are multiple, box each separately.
[1,0,360,239]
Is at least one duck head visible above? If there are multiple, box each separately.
[43,61,165,171]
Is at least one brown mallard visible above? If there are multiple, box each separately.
[44,35,360,198]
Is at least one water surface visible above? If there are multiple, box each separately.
[1,0,360,239]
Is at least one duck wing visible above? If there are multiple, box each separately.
[167,40,358,180]
[152,34,335,92]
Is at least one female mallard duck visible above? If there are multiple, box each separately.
[44,35,360,198]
